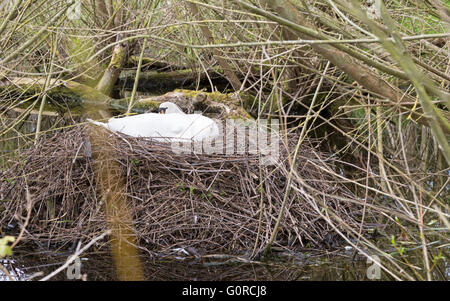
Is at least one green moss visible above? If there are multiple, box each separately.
[133,98,161,111]
[174,89,254,119]
[121,69,194,82]
[174,89,231,104]
[66,81,110,104]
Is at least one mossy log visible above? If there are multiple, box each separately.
[118,68,230,92]
[95,41,128,97]
[126,56,187,71]
[117,89,254,119]
[0,78,254,119]
[0,77,112,113]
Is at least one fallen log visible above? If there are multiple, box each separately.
[118,68,230,92]
[126,55,187,71]
[0,78,253,118]
[126,89,254,119]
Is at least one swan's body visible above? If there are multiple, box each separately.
[88,102,219,142]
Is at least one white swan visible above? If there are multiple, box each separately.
[88,102,219,142]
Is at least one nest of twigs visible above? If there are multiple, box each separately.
[0,125,361,255]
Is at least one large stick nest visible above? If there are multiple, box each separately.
[0,125,361,255]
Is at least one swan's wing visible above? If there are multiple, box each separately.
[184,115,220,141]
[87,114,219,141]
[106,114,164,137]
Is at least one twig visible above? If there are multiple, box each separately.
[39,230,111,281]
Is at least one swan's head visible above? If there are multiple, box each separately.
[158,102,184,114]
